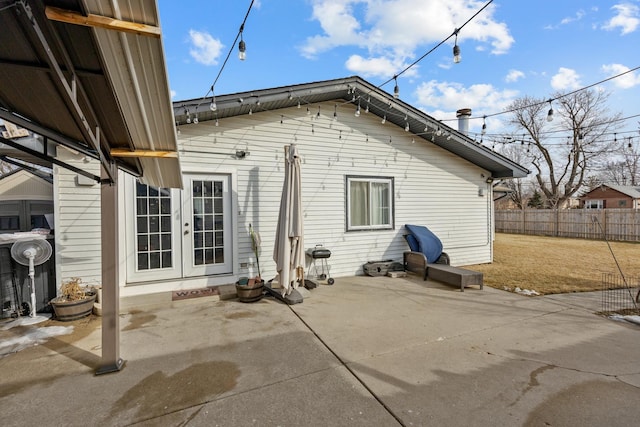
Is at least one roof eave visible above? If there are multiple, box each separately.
[172,76,528,179]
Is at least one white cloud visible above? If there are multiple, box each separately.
[415,80,518,119]
[170,90,177,99]
[301,0,514,78]
[188,30,224,66]
[602,3,640,34]
[505,69,525,83]
[561,9,586,25]
[346,55,401,78]
[550,67,582,90]
[602,63,640,88]
[545,9,587,29]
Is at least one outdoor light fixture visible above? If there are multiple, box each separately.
[238,25,247,61]
[453,29,461,63]
[405,121,410,132]
[547,100,554,122]
[209,86,217,111]
[381,114,386,124]
[393,76,399,99]
[355,102,361,117]
[481,116,487,135]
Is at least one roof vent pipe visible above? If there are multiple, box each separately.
[456,108,472,135]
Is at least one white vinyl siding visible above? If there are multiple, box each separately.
[53,149,102,289]
[177,100,493,276]
[53,100,495,292]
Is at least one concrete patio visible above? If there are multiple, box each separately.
[1,275,639,426]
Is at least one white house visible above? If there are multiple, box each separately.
[52,76,527,300]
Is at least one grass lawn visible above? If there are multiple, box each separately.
[466,233,640,295]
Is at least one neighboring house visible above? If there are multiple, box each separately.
[0,168,55,316]
[53,76,527,300]
[0,169,53,233]
[580,184,640,209]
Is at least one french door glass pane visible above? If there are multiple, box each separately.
[135,182,173,271]
[192,180,225,266]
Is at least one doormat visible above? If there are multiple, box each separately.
[171,287,220,301]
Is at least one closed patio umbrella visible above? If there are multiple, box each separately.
[273,144,304,296]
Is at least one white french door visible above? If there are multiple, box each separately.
[126,174,233,283]
[182,174,232,276]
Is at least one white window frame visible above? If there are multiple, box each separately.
[346,175,394,231]
[585,199,603,209]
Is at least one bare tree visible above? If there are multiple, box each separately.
[507,89,621,208]
[496,143,533,209]
[598,124,640,185]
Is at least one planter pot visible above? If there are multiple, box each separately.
[50,292,97,321]
[235,283,264,303]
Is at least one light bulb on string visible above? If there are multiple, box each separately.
[546,100,554,122]
[481,116,486,135]
[405,122,410,132]
[393,76,399,99]
[453,29,461,64]
[381,114,386,124]
[355,102,361,117]
[238,29,246,61]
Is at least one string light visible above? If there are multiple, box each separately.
[355,102,361,117]
[481,116,486,135]
[546,100,554,122]
[453,29,461,64]
[238,26,246,61]
[209,87,217,111]
[393,76,399,99]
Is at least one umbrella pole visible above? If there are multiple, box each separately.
[250,223,261,278]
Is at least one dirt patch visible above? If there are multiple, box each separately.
[122,310,157,331]
[466,233,640,294]
[224,311,256,320]
[109,361,240,422]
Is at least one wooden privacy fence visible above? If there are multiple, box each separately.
[495,209,640,242]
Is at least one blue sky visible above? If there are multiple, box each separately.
[158,0,640,137]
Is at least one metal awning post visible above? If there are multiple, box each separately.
[96,161,124,374]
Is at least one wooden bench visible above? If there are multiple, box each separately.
[403,251,483,292]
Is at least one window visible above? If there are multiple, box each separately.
[585,199,603,209]
[346,176,394,231]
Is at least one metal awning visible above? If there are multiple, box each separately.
[0,0,182,188]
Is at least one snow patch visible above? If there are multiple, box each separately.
[609,314,640,326]
[0,326,73,357]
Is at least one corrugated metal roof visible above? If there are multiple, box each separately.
[0,0,182,188]
[173,76,528,179]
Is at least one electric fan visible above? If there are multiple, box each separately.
[10,238,52,325]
